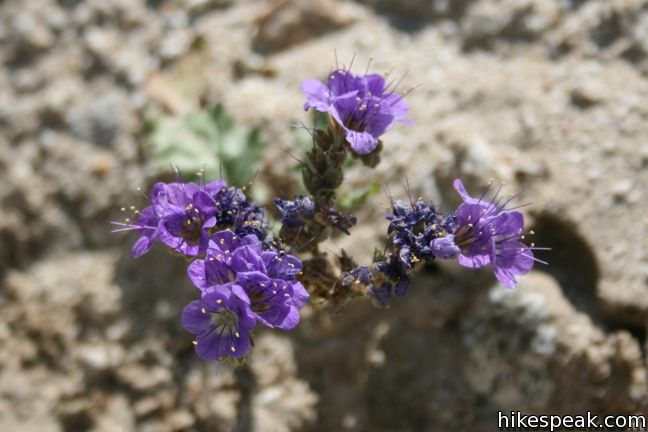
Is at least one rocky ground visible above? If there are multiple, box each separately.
[1,0,647,431]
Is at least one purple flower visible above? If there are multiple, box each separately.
[182,286,256,360]
[111,179,225,257]
[187,231,309,330]
[302,68,409,155]
[155,181,223,256]
[113,178,271,257]
[432,179,537,288]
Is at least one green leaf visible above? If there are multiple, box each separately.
[147,103,266,186]
[373,247,386,263]
[338,180,381,210]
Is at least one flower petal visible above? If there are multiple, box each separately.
[384,93,409,122]
[231,245,266,273]
[301,79,330,111]
[256,301,297,330]
[230,283,251,305]
[492,242,534,288]
[195,330,229,360]
[364,73,386,96]
[236,271,271,286]
[204,179,226,195]
[453,179,474,203]
[493,265,517,289]
[132,235,154,258]
[209,230,241,254]
[187,259,208,290]
[264,253,302,280]
[193,190,217,215]
[182,300,212,335]
[430,235,461,259]
[289,281,310,309]
[457,252,491,269]
[345,129,378,155]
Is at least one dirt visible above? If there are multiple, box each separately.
[1,0,647,431]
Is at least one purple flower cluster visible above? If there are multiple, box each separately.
[360,179,537,305]
[361,199,452,305]
[114,179,309,362]
[183,231,309,360]
[302,68,409,155]
[113,179,266,257]
[114,62,543,364]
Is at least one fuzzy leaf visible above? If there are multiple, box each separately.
[339,180,381,210]
[147,103,266,186]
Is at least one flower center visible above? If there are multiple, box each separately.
[250,291,273,313]
[454,224,483,250]
[210,309,238,335]
[345,97,375,131]
[180,206,205,244]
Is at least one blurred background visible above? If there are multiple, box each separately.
[1,0,647,430]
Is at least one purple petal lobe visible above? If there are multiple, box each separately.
[193,191,217,214]
[301,79,330,111]
[430,235,461,259]
[453,179,474,203]
[345,130,378,155]
[230,283,251,305]
[182,300,212,334]
[263,253,302,280]
[237,270,271,286]
[132,236,153,258]
[231,245,265,273]
[188,259,208,290]
[209,230,241,254]
[457,252,491,269]
[290,281,310,309]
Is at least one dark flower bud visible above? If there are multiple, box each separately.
[370,282,392,307]
[322,208,357,235]
[274,195,315,229]
[394,277,410,297]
